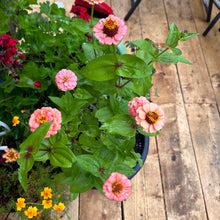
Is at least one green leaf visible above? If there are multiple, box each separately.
[49,145,76,168]
[132,39,155,56]
[166,22,180,48]
[116,41,127,55]
[81,54,117,81]
[19,121,52,154]
[101,114,136,137]
[77,155,100,177]
[138,127,159,136]
[179,32,199,41]
[74,88,93,99]
[170,48,182,55]
[17,153,34,173]
[114,162,135,176]
[156,52,192,64]
[95,107,113,123]
[18,168,28,192]
[117,54,152,78]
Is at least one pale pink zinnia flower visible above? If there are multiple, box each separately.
[83,0,105,5]
[128,96,149,119]
[2,148,20,163]
[29,107,62,138]
[135,102,165,133]
[103,172,131,202]
[93,15,127,45]
[55,69,77,91]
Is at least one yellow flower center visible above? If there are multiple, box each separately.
[62,76,69,83]
[36,115,48,124]
[112,181,123,195]
[146,111,160,124]
[103,18,118,37]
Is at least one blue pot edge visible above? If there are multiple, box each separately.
[128,135,150,180]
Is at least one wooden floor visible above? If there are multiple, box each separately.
[8,0,220,219]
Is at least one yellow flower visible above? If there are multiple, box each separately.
[12,116,20,126]
[53,202,65,212]
[41,187,52,199]
[16,198,26,211]
[24,206,38,219]
[42,200,52,209]
[2,148,20,163]
[58,194,61,198]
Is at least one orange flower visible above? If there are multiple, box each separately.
[53,202,65,212]
[21,110,25,113]
[42,200,52,209]
[58,194,61,198]
[16,198,26,211]
[41,187,52,199]
[36,210,42,218]
[2,148,20,163]
[12,116,20,126]
[24,206,38,219]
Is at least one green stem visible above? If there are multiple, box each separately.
[147,47,169,65]
[119,78,133,88]
[113,44,120,65]
[90,5,94,28]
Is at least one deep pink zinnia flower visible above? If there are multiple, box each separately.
[93,14,127,45]
[128,96,149,119]
[33,81,41,87]
[135,102,165,133]
[103,172,131,202]
[29,107,62,138]
[55,69,77,91]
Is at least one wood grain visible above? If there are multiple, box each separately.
[186,103,220,220]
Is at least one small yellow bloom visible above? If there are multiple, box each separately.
[41,187,52,199]
[57,215,60,219]
[16,198,26,211]
[21,110,25,113]
[24,206,38,219]
[12,116,20,126]
[53,202,65,212]
[42,200,52,209]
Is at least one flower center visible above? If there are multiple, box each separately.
[146,111,160,124]
[103,18,118,37]
[36,115,48,124]
[8,152,15,159]
[62,76,69,83]
[112,181,123,195]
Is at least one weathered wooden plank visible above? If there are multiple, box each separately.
[123,137,166,220]
[189,0,220,109]
[60,198,79,220]
[163,0,216,104]
[79,189,122,220]
[157,102,208,220]
[185,103,220,220]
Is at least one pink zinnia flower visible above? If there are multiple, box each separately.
[93,15,127,45]
[128,96,149,119]
[55,69,77,91]
[33,81,41,87]
[135,102,165,133]
[103,172,131,202]
[83,0,105,5]
[29,107,62,138]
[2,148,20,163]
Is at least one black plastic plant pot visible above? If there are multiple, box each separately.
[128,133,149,180]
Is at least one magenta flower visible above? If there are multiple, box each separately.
[135,102,165,133]
[33,81,41,87]
[29,107,62,138]
[55,69,77,91]
[128,96,149,119]
[103,172,131,202]
[93,15,127,45]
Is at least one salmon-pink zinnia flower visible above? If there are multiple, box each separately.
[93,14,127,45]
[135,102,165,133]
[83,0,105,5]
[103,172,131,202]
[2,148,20,163]
[29,107,62,138]
[55,69,77,91]
[128,96,149,119]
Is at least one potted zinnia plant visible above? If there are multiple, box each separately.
[0,0,198,219]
